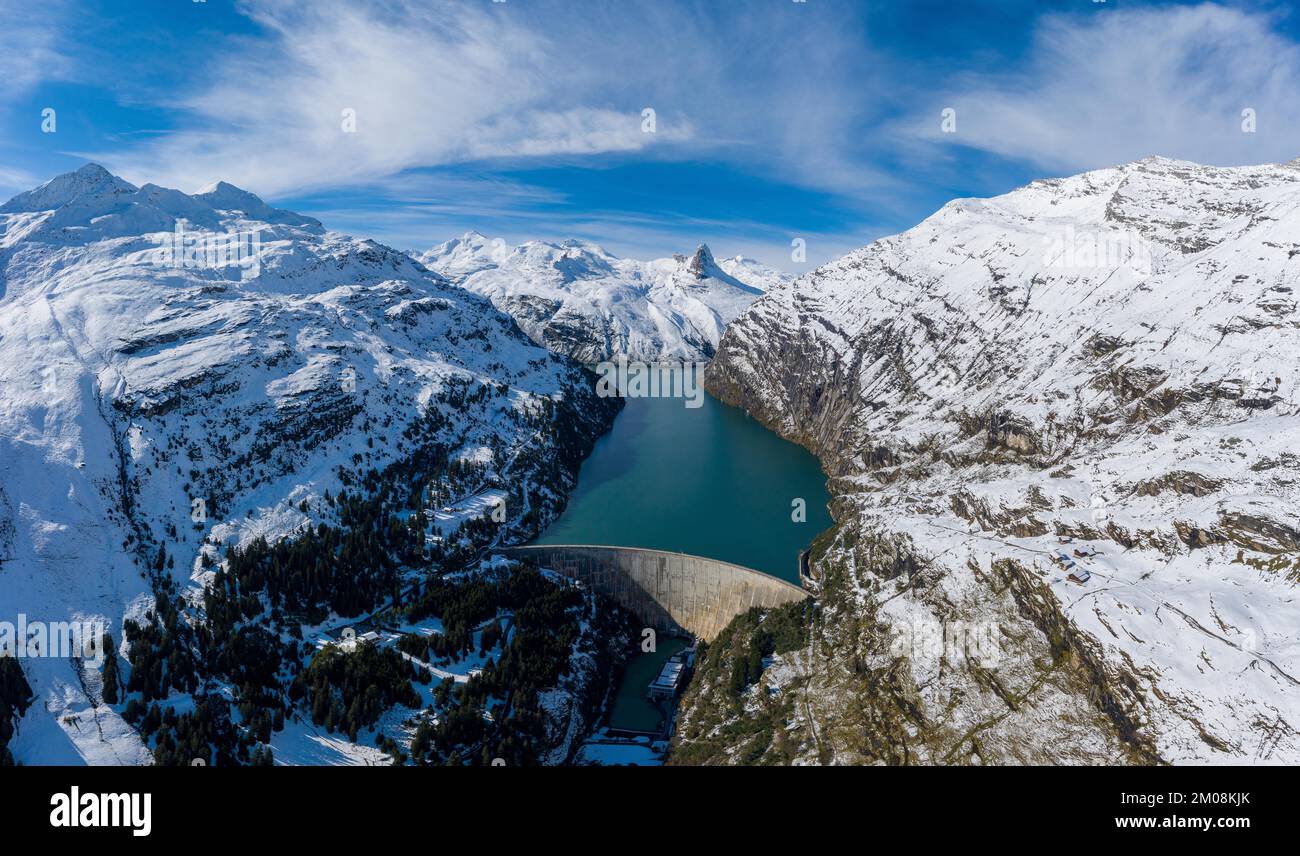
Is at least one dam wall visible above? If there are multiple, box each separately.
[497,544,808,641]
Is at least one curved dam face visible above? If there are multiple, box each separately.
[498,545,808,641]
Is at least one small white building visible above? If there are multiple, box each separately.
[648,660,687,700]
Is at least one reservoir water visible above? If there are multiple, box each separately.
[605,636,690,733]
[535,366,833,584]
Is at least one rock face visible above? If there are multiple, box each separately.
[685,156,1300,765]
[0,486,14,563]
[418,232,784,363]
[0,165,616,764]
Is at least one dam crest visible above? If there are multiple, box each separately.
[497,544,808,641]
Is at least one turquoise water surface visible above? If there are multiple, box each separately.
[535,367,832,583]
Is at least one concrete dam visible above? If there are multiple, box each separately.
[497,545,809,641]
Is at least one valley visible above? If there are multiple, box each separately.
[3,155,1299,768]
[533,364,833,582]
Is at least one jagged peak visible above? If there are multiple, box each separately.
[684,244,761,289]
[429,231,498,256]
[0,164,320,232]
[686,243,722,279]
[429,233,621,265]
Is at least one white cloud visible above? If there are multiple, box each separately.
[0,0,70,169]
[84,0,893,203]
[56,1,1300,269]
[102,0,693,195]
[0,166,40,201]
[912,4,1300,171]
[0,0,70,95]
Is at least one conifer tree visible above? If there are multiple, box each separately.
[100,633,120,704]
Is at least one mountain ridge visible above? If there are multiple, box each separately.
[681,154,1300,764]
[418,232,788,362]
[0,164,618,765]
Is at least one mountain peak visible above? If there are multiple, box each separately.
[0,162,137,214]
[0,165,322,243]
[1129,154,1199,171]
[74,162,114,179]
[197,179,248,197]
[686,243,720,279]
[191,181,321,229]
[193,181,269,214]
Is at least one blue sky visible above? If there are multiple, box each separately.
[2,0,1299,269]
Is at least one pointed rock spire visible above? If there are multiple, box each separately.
[687,243,719,279]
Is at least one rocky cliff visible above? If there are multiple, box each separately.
[681,156,1300,765]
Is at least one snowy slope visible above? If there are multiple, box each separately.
[694,156,1300,764]
[418,233,784,362]
[0,165,610,764]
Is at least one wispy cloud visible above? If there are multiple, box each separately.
[19,1,1300,270]
[72,0,890,266]
[0,0,70,95]
[101,0,697,194]
[909,4,1300,172]
[0,166,41,200]
[89,0,893,201]
[297,171,863,271]
[0,0,71,192]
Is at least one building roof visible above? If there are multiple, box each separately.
[651,661,685,690]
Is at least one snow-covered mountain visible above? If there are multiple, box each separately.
[0,164,616,764]
[682,156,1300,764]
[417,233,787,363]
